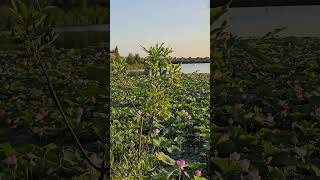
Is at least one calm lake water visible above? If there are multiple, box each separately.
[181,63,209,73]
[128,63,210,74]
[214,5,320,37]
[54,25,109,48]
[0,24,109,49]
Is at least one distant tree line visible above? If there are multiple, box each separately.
[172,57,210,63]
[126,53,143,64]
[112,46,209,65]
[111,46,143,65]
[0,0,108,30]
[125,54,210,64]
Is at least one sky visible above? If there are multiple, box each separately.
[110,0,210,58]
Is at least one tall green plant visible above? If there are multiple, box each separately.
[111,43,193,179]
[141,43,181,79]
[9,0,104,176]
[10,0,58,54]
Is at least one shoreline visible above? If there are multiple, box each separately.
[172,60,210,64]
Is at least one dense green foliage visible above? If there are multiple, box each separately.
[211,37,320,179]
[3,0,320,179]
[0,1,109,178]
[111,44,210,179]
[0,48,109,179]
[0,0,108,30]
[210,4,320,179]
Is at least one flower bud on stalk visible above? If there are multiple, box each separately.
[153,128,160,136]
[2,155,17,166]
[195,168,202,176]
[176,159,186,170]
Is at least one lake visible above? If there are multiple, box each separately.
[127,63,210,74]
[214,5,320,37]
[181,63,209,73]
[0,24,109,49]
[54,25,109,48]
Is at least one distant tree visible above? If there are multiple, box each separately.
[114,46,119,57]
[134,53,141,64]
[127,53,135,64]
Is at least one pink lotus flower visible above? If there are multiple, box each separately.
[153,128,160,136]
[25,153,36,160]
[249,169,261,180]
[195,168,202,176]
[264,113,275,126]
[176,159,187,170]
[279,101,289,115]
[35,127,44,136]
[195,132,201,139]
[294,85,304,99]
[238,159,250,172]
[37,108,48,120]
[2,155,17,166]
[229,152,240,161]
[88,153,103,168]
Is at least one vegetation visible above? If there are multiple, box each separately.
[0,0,108,179]
[111,43,209,179]
[0,0,108,30]
[112,46,209,72]
[210,3,320,179]
[3,0,319,179]
[0,48,109,179]
[172,57,210,64]
[1,1,210,179]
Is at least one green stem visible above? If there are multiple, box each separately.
[138,114,144,161]
[33,51,101,171]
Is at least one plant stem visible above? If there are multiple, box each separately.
[138,114,144,161]
[33,51,101,171]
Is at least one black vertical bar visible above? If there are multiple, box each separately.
[101,0,110,178]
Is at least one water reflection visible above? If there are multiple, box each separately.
[55,31,107,48]
[214,5,320,37]
[127,63,210,75]
[0,25,108,49]
[181,63,210,73]
[54,25,108,48]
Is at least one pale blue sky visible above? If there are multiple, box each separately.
[110,0,210,58]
